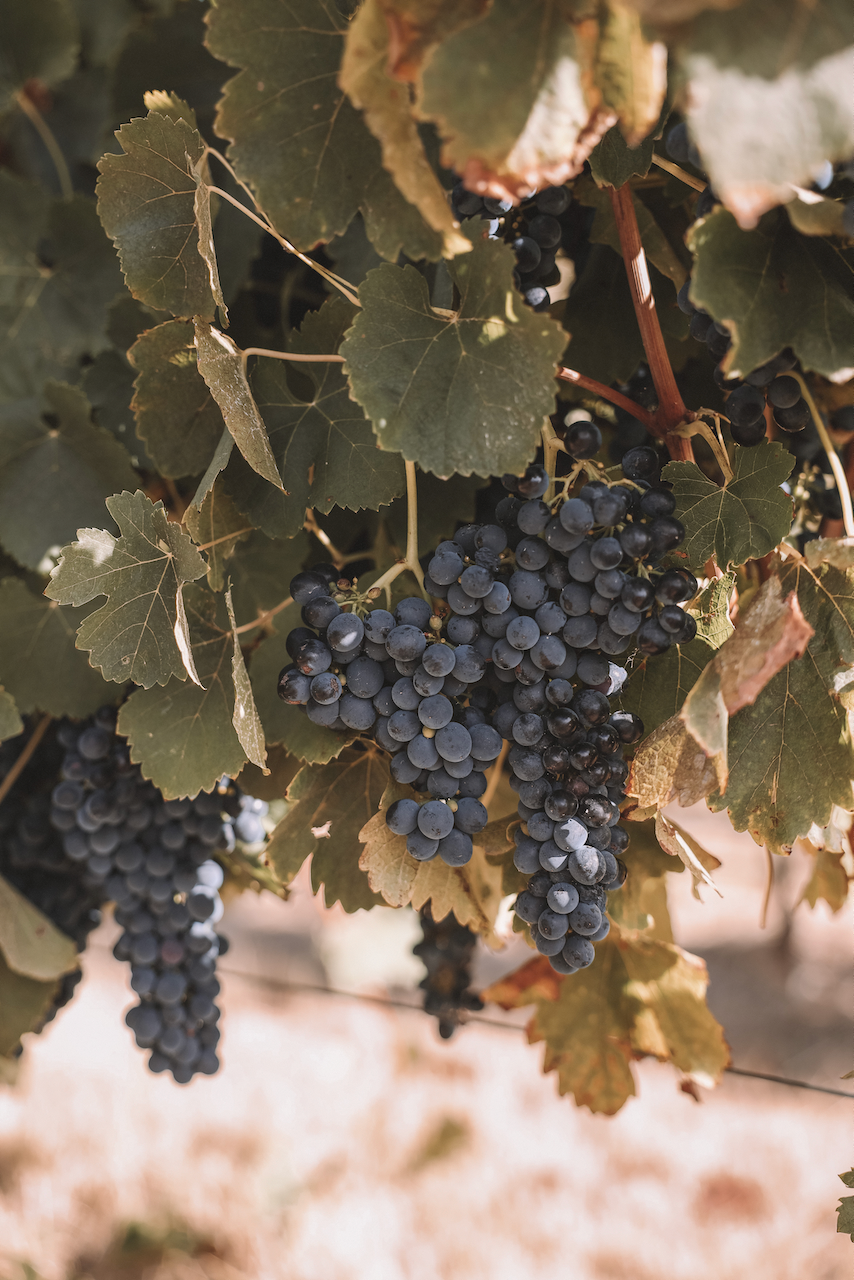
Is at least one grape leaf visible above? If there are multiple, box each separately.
[416,0,614,200]
[687,207,854,382]
[0,381,137,571]
[82,349,154,471]
[0,176,123,402]
[129,319,225,481]
[184,483,251,593]
[837,1194,854,1242]
[96,110,216,320]
[378,0,487,79]
[663,440,793,569]
[358,780,507,943]
[594,1,666,146]
[0,577,119,718]
[206,0,443,262]
[799,846,849,913]
[0,689,22,743]
[117,587,248,799]
[224,296,405,538]
[485,933,728,1114]
[0,0,79,110]
[710,556,854,852]
[46,490,207,688]
[339,0,469,258]
[194,321,283,492]
[677,0,854,228]
[0,873,78,981]
[0,952,58,1058]
[248,604,354,764]
[224,584,266,771]
[265,750,387,911]
[619,640,714,737]
[588,126,655,188]
[341,232,566,478]
[70,0,140,68]
[225,529,310,632]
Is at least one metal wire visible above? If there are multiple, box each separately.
[219,965,854,1101]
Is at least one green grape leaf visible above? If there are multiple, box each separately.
[0,176,123,402]
[663,440,793,569]
[0,381,137,571]
[70,0,140,68]
[339,0,469,259]
[0,872,78,981]
[248,605,354,763]
[710,557,854,852]
[0,0,79,109]
[618,638,715,738]
[82,350,155,471]
[225,529,310,632]
[193,321,283,491]
[46,490,207,688]
[0,952,58,1058]
[593,2,666,146]
[416,0,613,200]
[588,126,655,188]
[224,584,266,771]
[265,750,387,911]
[117,588,248,798]
[837,1195,854,1242]
[677,0,854,229]
[341,233,566,478]
[224,296,405,538]
[129,319,225,481]
[687,207,854,382]
[96,110,216,320]
[0,689,22,743]
[694,571,736,648]
[0,578,119,718]
[562,244,643,386]
[206,0,443,262]
[184,483,252,592]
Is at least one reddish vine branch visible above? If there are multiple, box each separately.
[557,366,660,435]
[608,185,695,463]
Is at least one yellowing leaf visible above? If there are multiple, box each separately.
[339,0,469,258]
[629,714,727,809]
[0,872,78,981]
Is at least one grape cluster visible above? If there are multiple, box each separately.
[280,451,690,975]
[450,182,578,312]
[0,723,104,1038]
[279,578,502,867]
[47,709,243,1083]
[413,907,484,1039]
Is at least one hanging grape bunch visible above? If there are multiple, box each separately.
[450,181,584,312]
[0,711,273,1083]
[279,447,694,976]
[413,907,484,1040]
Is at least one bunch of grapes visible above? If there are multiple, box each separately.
[279,450,690,976]
[413,907,484,1039]
[45,709,241,1082]
[450,181,582,312]
[0,722,104,1038]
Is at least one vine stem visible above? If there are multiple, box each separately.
[482,739,510,816]
[0,715,52,808]
[792,373,854,538]
[650,154,706,193]
[232,596,293,636]
[242,347,345,363]
[206,181,361,309]
[608,185,695,462]
[16,91,73,200]
[366,461,428,601]
[556,367,660,435]
[541,420,563,501]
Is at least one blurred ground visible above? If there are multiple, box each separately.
[0,804,851,1280]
